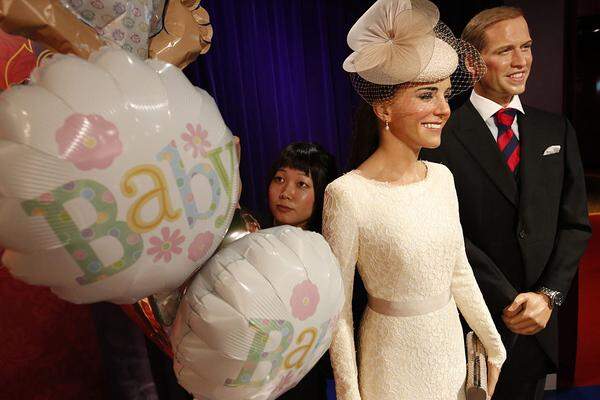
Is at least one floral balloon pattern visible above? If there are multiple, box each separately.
[290,280,320,321]
[55,114,123,171]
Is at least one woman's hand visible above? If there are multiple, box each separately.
[487,362,500,399]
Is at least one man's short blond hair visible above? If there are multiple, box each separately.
[461,7,525,52]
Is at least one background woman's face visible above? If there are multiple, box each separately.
[386,78,452,150]
[268,167,315,229]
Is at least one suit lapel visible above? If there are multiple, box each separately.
[518,109,546,213]
[452,102,518,206]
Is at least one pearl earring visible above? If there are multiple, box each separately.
[385,120,390,130]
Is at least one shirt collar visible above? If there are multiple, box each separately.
[469,89,525,121]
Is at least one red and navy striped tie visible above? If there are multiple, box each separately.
[493,108,520,174]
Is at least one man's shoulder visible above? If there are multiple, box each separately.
[522,105,567,125]
[521,106,573,140]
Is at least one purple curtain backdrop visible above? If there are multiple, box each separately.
[184,0,366,216]
[183,0,500,216]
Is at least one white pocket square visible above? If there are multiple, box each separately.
[543,145,561,156]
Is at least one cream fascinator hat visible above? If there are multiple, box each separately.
[344,0,486,103]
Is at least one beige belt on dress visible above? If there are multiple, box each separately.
[367,290,452,317]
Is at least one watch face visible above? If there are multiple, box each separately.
[555,292,565,306]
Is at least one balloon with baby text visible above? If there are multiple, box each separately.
[170,226,344,400]
[0,47,240,303]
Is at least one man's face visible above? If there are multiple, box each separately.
[475,16,533,106]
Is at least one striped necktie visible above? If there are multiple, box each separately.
[493,108,520,173]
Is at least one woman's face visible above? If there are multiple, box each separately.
[268,167,315,229]
[383,78,452,150]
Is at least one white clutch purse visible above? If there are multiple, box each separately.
[466,331,487,400]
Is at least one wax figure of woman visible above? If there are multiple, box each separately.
[265,141,338,399]
[322,1,506,399]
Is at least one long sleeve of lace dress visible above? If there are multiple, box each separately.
[322,182,361,400]
[448,179,507,369]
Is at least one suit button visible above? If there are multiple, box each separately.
[519,230,527,239]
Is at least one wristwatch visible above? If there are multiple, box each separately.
[537,287,564,308]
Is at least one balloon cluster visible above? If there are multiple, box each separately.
[0,0,211,67]
[0,44,344,399]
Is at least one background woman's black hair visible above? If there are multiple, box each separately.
[267,142,338,233]
[348,100,380,170]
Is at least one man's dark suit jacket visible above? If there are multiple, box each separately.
[421,100,591,370]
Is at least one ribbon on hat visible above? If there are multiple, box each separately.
[343,0,441,85]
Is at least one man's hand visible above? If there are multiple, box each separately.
[502,292,552,335]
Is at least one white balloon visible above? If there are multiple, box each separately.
[171,226,344,400]
[0,48,240,303]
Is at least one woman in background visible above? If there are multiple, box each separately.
[265,141,338,399]
[267,142,337,233]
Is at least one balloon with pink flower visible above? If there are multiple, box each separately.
[170,225,344,400]
[0,47,240,303]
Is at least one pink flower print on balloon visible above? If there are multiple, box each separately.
[132,7,141,17]
[91,0,104,9]
[55,114,123,171]
[289,280,320,321]
[130,33,141,44]
[187,231,214,262]
[147,227,185,263]
[181,123,211,158]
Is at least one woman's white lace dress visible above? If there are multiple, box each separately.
[322,161,506,400]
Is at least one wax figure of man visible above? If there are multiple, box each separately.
[421,7,591,400]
